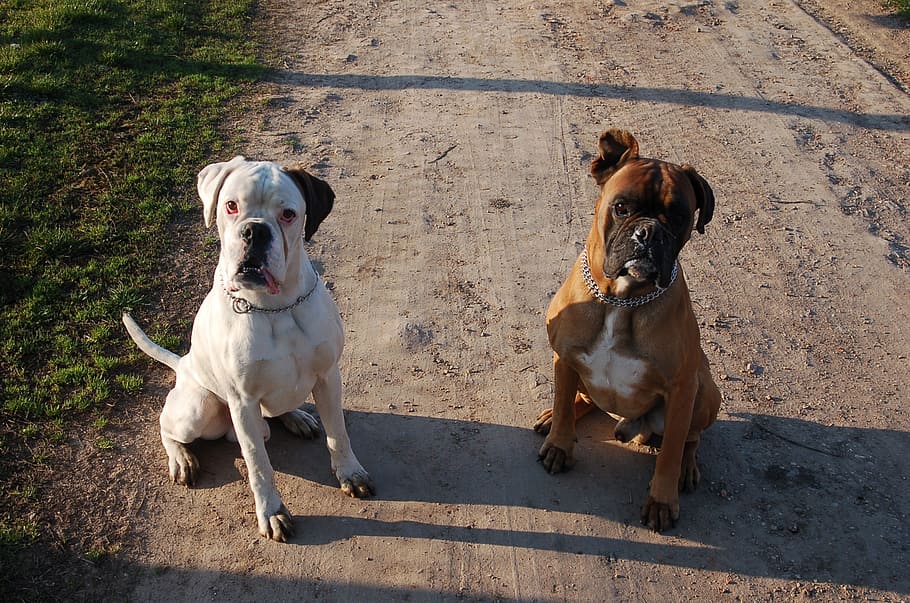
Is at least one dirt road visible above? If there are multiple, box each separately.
[92,0,910,600]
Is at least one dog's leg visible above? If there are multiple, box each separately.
[159,382,229,486]
[160,434,200,487]
[618,404,664,445]
[640,381,697,532]
[225,416,270,443]
[679,439,701,492]
[677,360,721,493]
[538,353,580,473]
[312,366,375,498]
[228,398,294,542]
[278,408,321,439]
[533,391,595,435]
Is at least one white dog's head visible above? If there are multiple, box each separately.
[197,156,335,295]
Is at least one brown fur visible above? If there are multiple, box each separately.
[535,129,721,532]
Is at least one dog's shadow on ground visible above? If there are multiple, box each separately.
[184,406,910,592]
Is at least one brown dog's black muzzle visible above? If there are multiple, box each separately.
[607,218,679,287]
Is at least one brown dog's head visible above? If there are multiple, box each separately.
[588,129,714,296]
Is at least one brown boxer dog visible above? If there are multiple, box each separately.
[534,129,721,532]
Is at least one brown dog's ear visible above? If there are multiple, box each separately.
[197,156,247,228]
[283,166,335,241]
[590,129,640,185]
[683,166,715,234]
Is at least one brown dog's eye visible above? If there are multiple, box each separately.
[280,208,296,223]
[225,200,239,215]
[613,202,629,218]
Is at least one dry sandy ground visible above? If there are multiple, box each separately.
[28,0,910,601]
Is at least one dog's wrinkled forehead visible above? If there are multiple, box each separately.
[605,160,694,214]
[198,157,304,229]
[221,162,303,211]
[590,129,715,235]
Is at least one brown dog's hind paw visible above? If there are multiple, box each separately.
[640,496,679,533]
[340,470,376,499]
[533,408,554,434]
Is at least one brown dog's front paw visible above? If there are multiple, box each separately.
[538,439,575,473]
[640,496,679,533]
[679,460,701,493]
[533,408,554,434]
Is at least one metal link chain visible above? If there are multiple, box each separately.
[580,248,678,308]
[221,271,319,314]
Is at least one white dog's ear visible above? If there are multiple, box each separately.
[197,156,247,227]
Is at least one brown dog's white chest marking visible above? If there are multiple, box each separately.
[575,311,657,419]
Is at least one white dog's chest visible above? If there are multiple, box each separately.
[248,323,336,400]
[574,313,658,418]
[248,356,319,416]
[195,300,342,413]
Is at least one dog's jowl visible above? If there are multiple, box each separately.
[123,157,374,542]
[534,130,722,532]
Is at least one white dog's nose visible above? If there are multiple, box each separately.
[240,222,272,248]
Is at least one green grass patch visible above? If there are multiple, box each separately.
[0,0,264,422]
[0,520,38,547]
[94,436,115,450]
[85,544,121,562]
[1,3,267,591]
[884,0,910,17]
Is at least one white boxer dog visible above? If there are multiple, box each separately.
[122,156,374,542]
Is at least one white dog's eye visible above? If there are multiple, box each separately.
[280,209,296,223]
[225,200,239,215]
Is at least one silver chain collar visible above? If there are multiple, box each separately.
[580,248,678,308]
[220,270,319,314]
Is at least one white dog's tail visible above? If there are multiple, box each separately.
[121,312,181,372]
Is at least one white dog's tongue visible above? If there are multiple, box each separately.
[262,268,280,295]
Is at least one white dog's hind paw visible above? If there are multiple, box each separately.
[167,443,200,486]
[338,468,375,499]
[259,505,295,542]
[279,409,321,439]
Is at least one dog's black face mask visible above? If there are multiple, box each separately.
[599,160,694,290]
[590,130,715,293]
[603,211,681,289]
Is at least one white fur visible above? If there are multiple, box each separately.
[577,312,650,418]
[123,158,372,542]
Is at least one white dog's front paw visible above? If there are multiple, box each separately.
[258,504,295,542]
[279,409,321,439]
[336,464,375,499]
